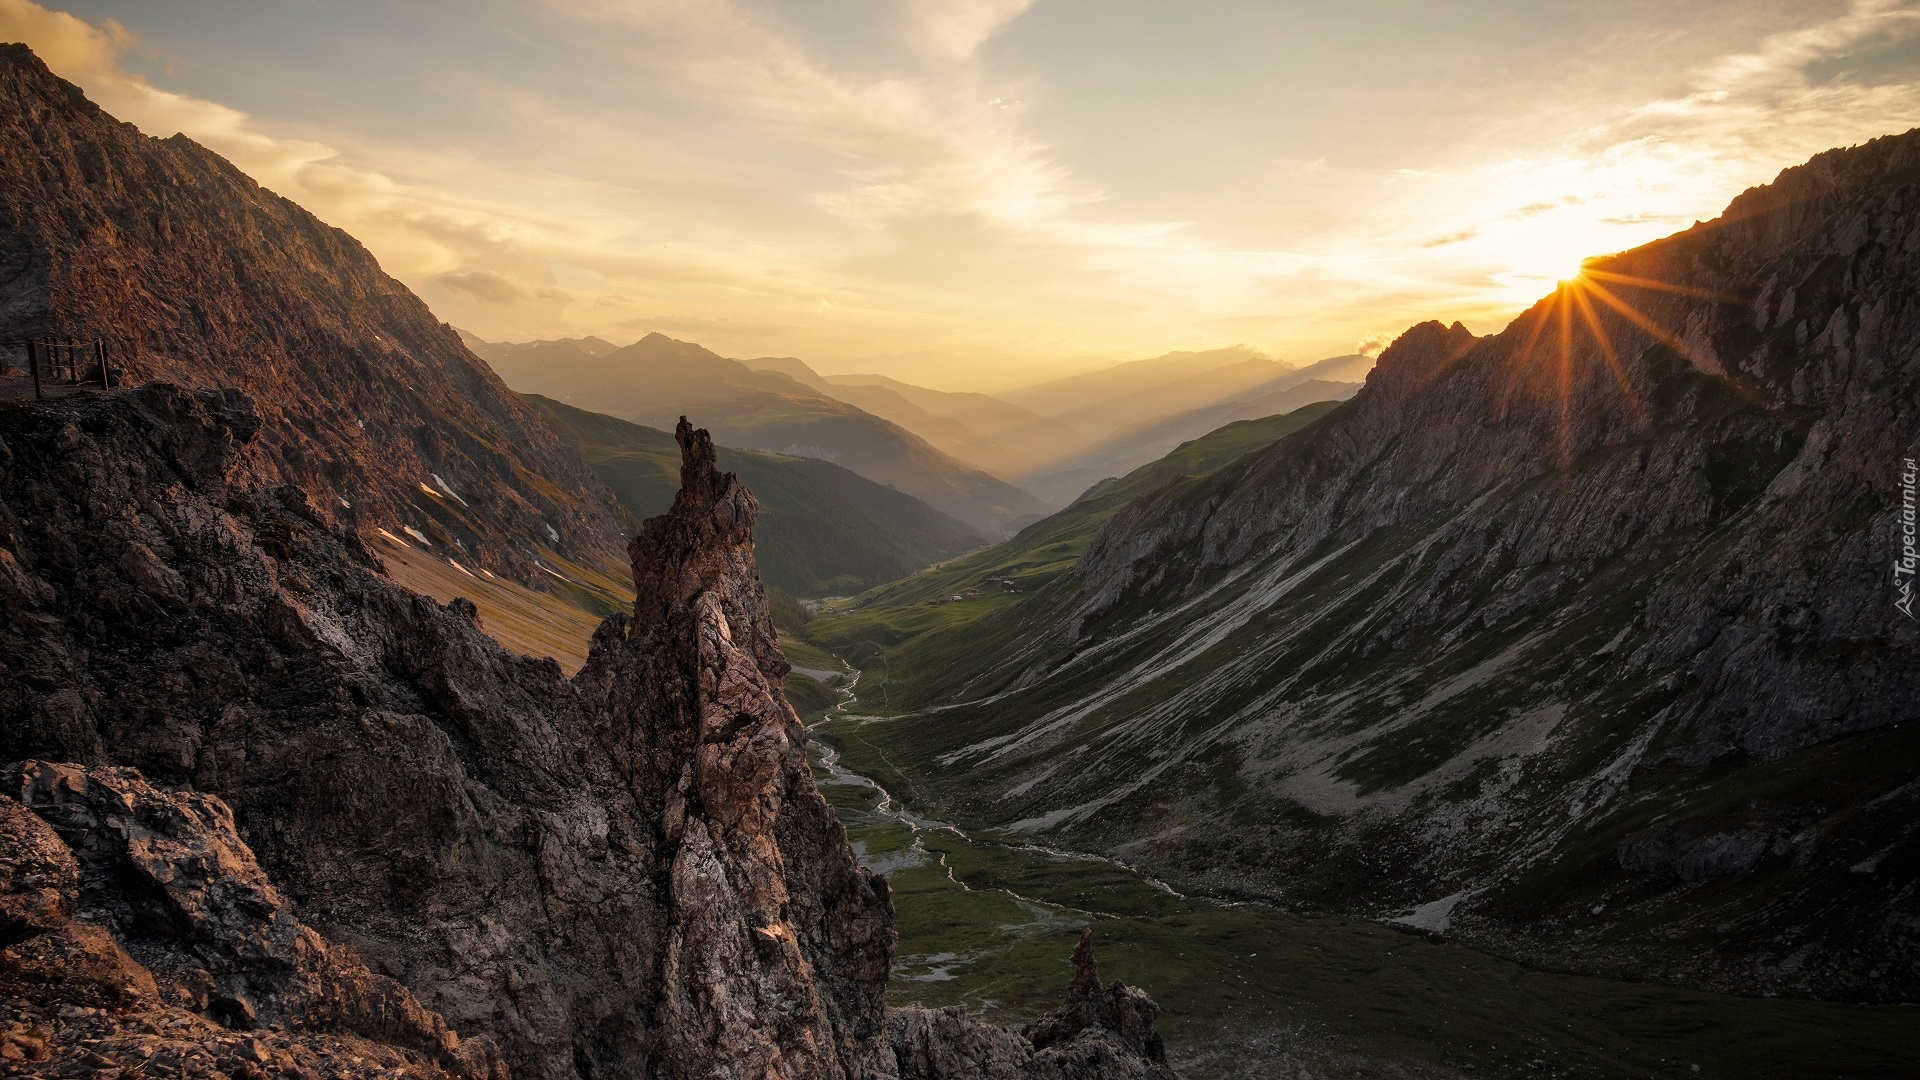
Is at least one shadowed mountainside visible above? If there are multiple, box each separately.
[0,44,626,587]
[808,400,1349,643]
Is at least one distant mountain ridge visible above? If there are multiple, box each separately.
[1017,354,1371,505]
[1000,346,1302,442]
[531,395,984,596]
[468,331,1051,536]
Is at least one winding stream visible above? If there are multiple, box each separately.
[801,660,1920,1080]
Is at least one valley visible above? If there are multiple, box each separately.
[790,130,1920,1015]
[808,664,1920,1080]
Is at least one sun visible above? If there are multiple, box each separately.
[1558,259,1594,285]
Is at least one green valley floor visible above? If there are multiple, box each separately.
[806,669,1920,1080]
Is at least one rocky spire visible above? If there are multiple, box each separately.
[600,416,895,1079]
[1022,930,1169,1067]
[627,416,787,685]
[1069,927,1102,1000]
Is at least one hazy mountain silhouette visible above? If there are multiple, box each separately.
[1000,345,1303,442]
[1021,376,1362,505]
[531,395,985,596]
[468,331,1051,535]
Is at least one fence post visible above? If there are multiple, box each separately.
[97,338,112,390]
[27,339,42,400]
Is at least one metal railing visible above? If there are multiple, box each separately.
[3,338,114,399]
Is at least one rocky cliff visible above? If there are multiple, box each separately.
[0,380,1173,1077]
[0,43,624,584]
[803,130,1920,1002]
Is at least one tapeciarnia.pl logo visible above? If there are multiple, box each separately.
[1898,456,1917,620]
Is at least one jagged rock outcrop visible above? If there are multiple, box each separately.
[808,131,1920,1002]
[0,383,1174,1077]
[1,762,505,1078]
[576,417,897,1078]
[888,931,1175,1080]
[0,43,624,582]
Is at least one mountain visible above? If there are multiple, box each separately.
[817,372,1088,480]
[801,130,1920,1004]
[476,331,1051,536]
[1000,346,1301,442]
[809,399,1345,657]
[0,377,1174,1078]
[1020,376,1363,505]
[1218,350,1373,401]
[743,353,833,390]
[460,329,619,361]
[531,395,985,596]
[0,45,626,588]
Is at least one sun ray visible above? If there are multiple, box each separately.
[1568,281,1646,421]
[1503,288,1560,416]
[1580,277,1723,375]
[1583,267,1742,303]
[1556,281,1574,469]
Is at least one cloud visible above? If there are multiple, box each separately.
[896,0,1037,62]
[1354,331,1397,357]
[1335,0,1920,316]
[0,0,584,295]
[438,270,571,305]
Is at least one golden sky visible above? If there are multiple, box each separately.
[6,0,1920,389]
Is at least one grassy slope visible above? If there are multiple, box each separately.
[375,534,629,674]
[531,395,985,597]
[802,400,1343,686]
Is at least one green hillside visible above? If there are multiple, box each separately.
[801,400,1344,674]
[531,396,984,597]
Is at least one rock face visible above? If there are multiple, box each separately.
[810,131,1920,1002]
[1,761,506,1079]
[0,43,623,582]
[0,382,1173,1077]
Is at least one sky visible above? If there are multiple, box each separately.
[4,1,1920,390]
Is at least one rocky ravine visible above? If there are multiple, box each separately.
[0,383,1173,1079]
[0,43,624,584]
[810,130,1920,1002]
